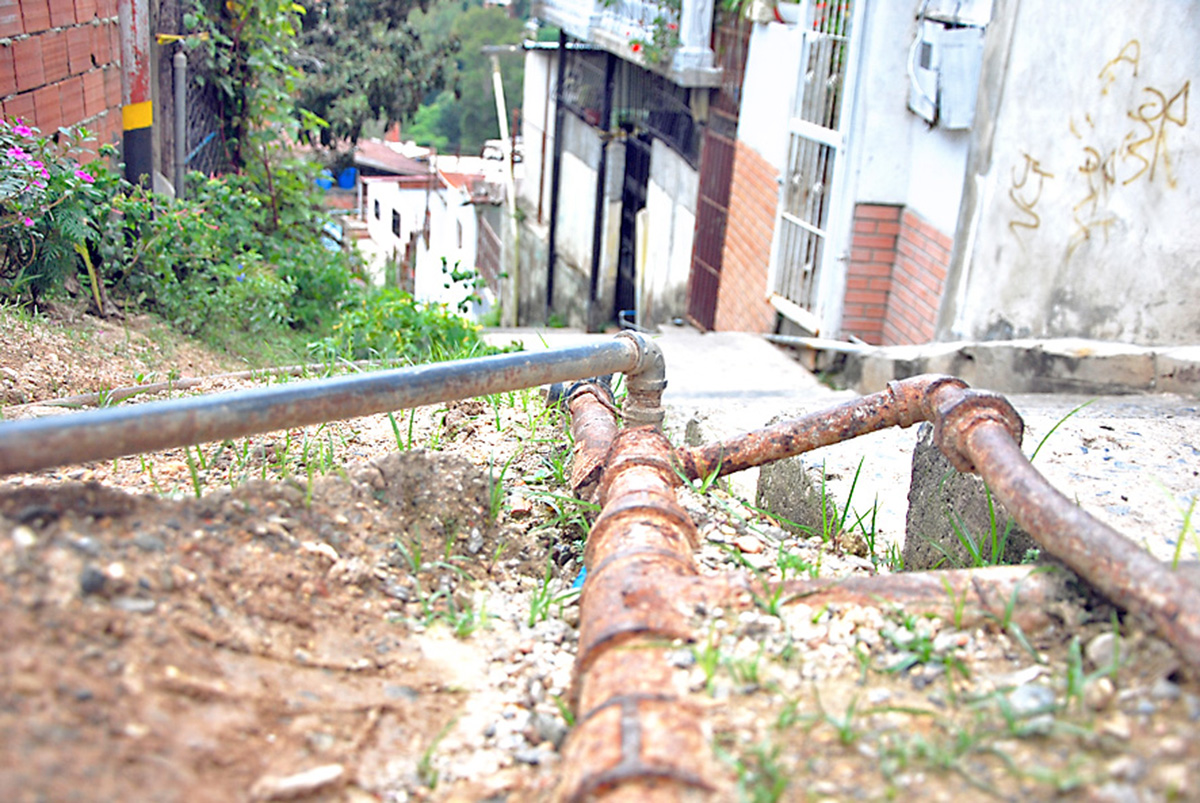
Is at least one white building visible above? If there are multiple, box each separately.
[356,141,502,319]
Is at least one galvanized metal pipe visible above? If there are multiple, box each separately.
[0,334,660,477]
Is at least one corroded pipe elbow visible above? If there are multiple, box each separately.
[616,331,667,430]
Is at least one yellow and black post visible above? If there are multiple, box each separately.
[118,0,153,187]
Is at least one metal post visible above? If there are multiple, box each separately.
[0,338,655,478]
[545,31,569,322]
[586,52,616,332]
[118,0,153,186]
[173,50,186,200]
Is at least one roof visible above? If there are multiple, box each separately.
[353,139,431,176]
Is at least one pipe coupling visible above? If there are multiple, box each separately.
[932,389,1025,474]
[615,332,667,430]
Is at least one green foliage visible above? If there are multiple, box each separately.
[112,173,357,337]
[296,0,459,147]
[310,286,493,363]
[184,0,329,228]
[407,5,525,154]
[0,120,128,303]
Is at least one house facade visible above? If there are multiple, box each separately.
[524,0,1200,346]
[360,169,491,316]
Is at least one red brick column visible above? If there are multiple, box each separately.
[842,204,901,344]
[882,209,952,345]
[713,140,778,333]
[1,0,122,160]
[841,203,953,346]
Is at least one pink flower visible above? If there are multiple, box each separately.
[6,146,28,161]
[22,217,34,227]
[13,124,33,137]
[74,169,94,183]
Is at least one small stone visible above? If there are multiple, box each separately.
[1157,735,1187,758]
[131,533,165,553]
[735,535,763,554]
[80,565,107,596]
[466,527,484,555]
[1087,782,1143,803]
[513,747,545,765]
[530,711,568,748]
[1085,632,1126,670]
[1133,698,1156,716]
[111,597,157,614]
[1150,677,1182,700]
[1105,754,1145,782]
[1084,676,1116,710]
[1152,764,1189,796]
[1005,683,1056,717]
[71,537,101,556]
[1100,713,1132,741]
[666,649,695,668]
[249,764,345,801]
[11,525,36,549]
[383,685,419,703]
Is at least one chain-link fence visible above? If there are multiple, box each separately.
[155,0,231,189]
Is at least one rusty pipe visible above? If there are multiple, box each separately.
[559,427,720,801]
[677,373,1200,667]
[965,423,1200,668]
[565,380,620,500]
[674,375,968,481]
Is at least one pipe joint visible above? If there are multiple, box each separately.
[932,389,1024,474]
[616,332,666,430]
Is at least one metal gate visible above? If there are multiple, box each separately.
[768,0,861,331]
[616,133,652,320]
[686,17,751,331]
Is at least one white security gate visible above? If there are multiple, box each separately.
[768,0,862,332]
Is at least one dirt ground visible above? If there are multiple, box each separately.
[0,305,1197,802]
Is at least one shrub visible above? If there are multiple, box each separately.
[310,287,490,363]
[0,120,125,303]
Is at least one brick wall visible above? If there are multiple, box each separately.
[843,204,900,343]
[843,203,952,345]
[1,0,123,162]
[713,139,777,333]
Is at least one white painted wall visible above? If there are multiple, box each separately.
[641,139,698,327]
[519,49,558,222]
[362,178,483,314]
[846,1,975,234]
[738,21,805,173]
[944,0,1200,345]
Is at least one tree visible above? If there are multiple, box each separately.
[295,0,459,147]
[406,4,525,154]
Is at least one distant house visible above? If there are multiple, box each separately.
[354,139,505,319]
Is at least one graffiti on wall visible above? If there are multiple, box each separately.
[1005,39,1191,256]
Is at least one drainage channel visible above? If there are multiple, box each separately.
[3,335,1198,800]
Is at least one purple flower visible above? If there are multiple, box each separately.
[13,124,33,137]
[74,169,94,183]
[22,217,34,227]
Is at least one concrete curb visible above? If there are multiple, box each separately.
[832,339,1200,397]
